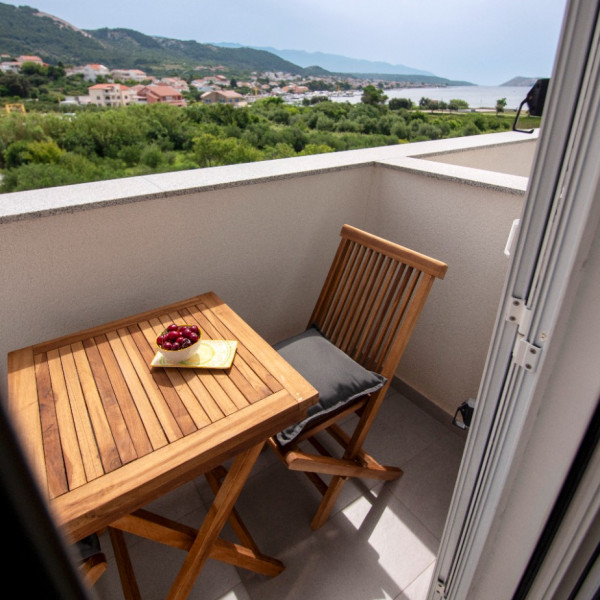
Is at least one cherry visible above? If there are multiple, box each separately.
[157,323,200,351]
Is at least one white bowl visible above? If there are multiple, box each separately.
[155,324,201,363]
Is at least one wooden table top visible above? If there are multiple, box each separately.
[7,292,317,542]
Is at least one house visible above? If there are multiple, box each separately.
[87,83,134,107]
[110,69,148,82]
[83,64,110,82]
[137,84,187,106]
[59,95,92,106]
[0,61,20,73]
[17,55,44,65]
[200,89,245,105]
[158,77,189,92]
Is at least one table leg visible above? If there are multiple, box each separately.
[166,442,265,600]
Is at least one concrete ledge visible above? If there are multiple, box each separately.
[379,157,529,195]
[0,131,536,224]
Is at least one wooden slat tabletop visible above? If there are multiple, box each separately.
[7,292,317,542]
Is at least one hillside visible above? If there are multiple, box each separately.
[0,2,304,75]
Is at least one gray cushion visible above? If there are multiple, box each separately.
[274,326,386,445]
[76,533,102,561]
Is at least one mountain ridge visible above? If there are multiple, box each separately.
[213,42,433,76]
[0,2,472,84]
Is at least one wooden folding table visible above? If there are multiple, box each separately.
[7,292,318,599]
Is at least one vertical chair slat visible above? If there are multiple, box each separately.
[346,254,394,361]
[331,243,372,344]
[355,259,404,368]
[361,264,414,372]
[319,239,358,338]
[339,249,384,354]
[373,269,420,374]
[310,236,351,330]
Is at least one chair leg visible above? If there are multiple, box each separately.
[80,552,107,587]
[109,527,142,600]
[310,475,347,530]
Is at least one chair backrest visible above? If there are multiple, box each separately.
[309,225,447,384]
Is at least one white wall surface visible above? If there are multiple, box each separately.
[0,136,530,417]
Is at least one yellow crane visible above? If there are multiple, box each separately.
[4,103,26,115]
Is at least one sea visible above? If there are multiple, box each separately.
[328,86,531,110]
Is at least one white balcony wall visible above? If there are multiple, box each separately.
[370,164,525,414]
[0,132,533,417]
[420,138,537,177]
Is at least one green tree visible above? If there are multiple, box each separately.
[389,98,413,110]
[361,85,388,106]
[449,98,469,111]
[496,97,507,115]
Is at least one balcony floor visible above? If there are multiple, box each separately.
[91,389,466,600]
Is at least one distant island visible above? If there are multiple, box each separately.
[501,76,541,87]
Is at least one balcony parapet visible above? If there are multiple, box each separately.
[0,130,535,225]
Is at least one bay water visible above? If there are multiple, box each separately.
[331,86,531,110]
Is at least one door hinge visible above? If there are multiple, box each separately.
[506,297,533,336]
[433,578,447,599]
[513,338,542,373]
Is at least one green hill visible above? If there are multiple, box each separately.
[0,2,305,75]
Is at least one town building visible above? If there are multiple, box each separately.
[110,68,148,82]
[0,61,20,73]
[87,83,134,107]
[200,89,245,105]
[158,77,189,92]
[82,64,110,82]
[17,55,44,65]
[137,84,187,106]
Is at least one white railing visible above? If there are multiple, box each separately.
[0,131,535,416]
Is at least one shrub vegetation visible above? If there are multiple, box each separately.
[0,97,540,193]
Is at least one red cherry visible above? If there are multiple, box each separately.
[157,335,165,346]
[170,342,180,350]
[189,325,199,334]
[162,341,173,350]
[180,338,192,348]
[167,331,179,341]
[167,324,179,331]
[176,336,186,345]
[188,332,199,343]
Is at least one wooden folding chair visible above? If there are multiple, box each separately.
[268,224,447,529]
[77,533,108,587]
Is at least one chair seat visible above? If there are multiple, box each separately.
[274,326,386,445]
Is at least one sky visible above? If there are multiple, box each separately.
[6,0,568,86]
